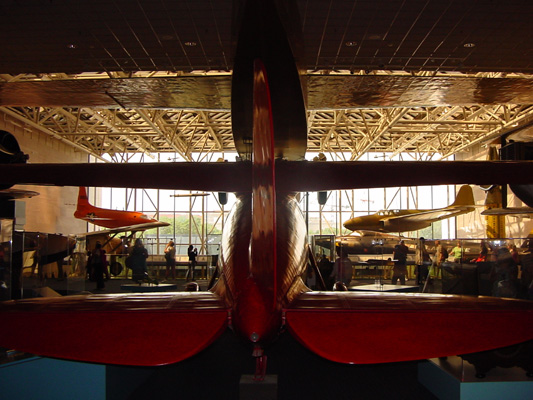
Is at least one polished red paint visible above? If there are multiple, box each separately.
[74,186,159,229]
[273,160,533,192]
[3,160,533,193]
[212,61,308,346]
[248,60,278,342]
[285,292,533,364]
[0,293,229,366]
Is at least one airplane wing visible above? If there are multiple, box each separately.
[384,206,475,224]
[0,188,39,200]
[80,215,115,221]
[481,207,533,217]
[284,291,533,364]
[354,230,409,239]
[0,292,229,366]
[76,221,170,237]
[3,160,533,193]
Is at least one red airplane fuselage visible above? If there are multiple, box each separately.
[213,192,309,345]
[74,187,158,229]
[213,60,309,346]
[210,0,312,349]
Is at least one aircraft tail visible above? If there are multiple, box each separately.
[451,185,475,207]
[76,186,90,207]
[251,58,277,303]
[74,186,92,219]
[220,59,283,348]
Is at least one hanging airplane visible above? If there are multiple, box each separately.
[343,185,476,233]
[0,0,532,379]
[314,231,416,256]
[74,186,169,230]
[73,186,169,277]
[0,131,38,201]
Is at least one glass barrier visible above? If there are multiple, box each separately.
[66,235,89,294]
[0,219,13,301]
[16,231,76,298]
[315,235,533,299]
[437,238,531,300]
[1,232,531,299]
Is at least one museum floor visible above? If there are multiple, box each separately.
[31,275,444,296]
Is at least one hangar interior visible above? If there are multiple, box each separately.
[0,2,532,399]
[1,0,533,297]
[2,79,533,302]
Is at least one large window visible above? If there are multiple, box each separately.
[301,152,457,239]
[87,151,460,256]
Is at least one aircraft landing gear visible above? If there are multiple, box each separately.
[252,345,267,381]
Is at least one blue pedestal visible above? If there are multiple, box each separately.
[0,357,105,400]
[418,357,533,400]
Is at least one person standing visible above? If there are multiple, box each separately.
[128,238,149,281]
[415,237,431,285]
[164,240,176,280]
[187,245,198,281]
[88,242,107,290]
[433,240,447,279]
[391,240,408,285]
[473,240,489,262]
[508,244,519,264]
[451,242,463,263]
[330,248,353,288]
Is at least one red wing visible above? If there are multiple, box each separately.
[2,160,533,194]
[275,160,533,192]
[0,162,251,192]
[284,292,533,364]
[0,292,229,366]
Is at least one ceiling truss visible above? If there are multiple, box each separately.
[2,102,533,162]
[1,70,532,162]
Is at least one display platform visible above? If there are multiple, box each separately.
[349,283,420,293]
[0,356,105,400]
[418,356,533,400]
[120,283,178,292]
[240,374,278,400]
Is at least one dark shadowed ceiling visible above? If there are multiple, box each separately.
[1,0,532,74]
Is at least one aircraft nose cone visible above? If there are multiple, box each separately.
[344,217,364,230]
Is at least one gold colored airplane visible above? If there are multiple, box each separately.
[344,185,476,233]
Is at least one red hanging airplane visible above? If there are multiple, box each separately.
[0,0,532,377]
[74,186,169,230]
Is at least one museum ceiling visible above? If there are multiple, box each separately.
[0,0,532,162]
